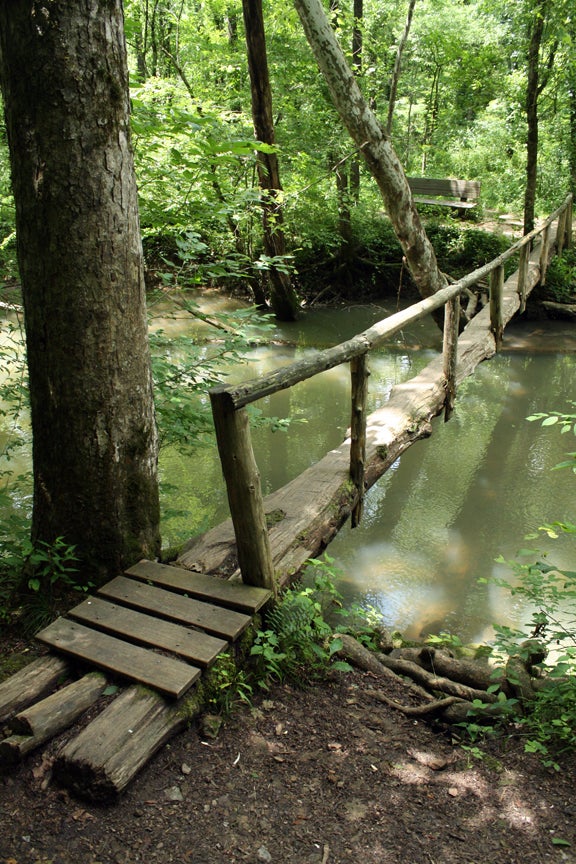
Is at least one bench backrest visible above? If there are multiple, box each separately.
[407,177,481,200]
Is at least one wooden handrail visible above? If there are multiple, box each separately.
[209,194,573,591]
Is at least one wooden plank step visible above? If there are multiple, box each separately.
[0,655,70,724]
[0,673,108,767]
[125,559,272,613]
[69,596,227,667]
[53,685,202,801]
[98,575,251,641]
[36,618,200,699]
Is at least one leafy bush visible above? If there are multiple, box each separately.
[537,248,576,305]
[250,559,356,689]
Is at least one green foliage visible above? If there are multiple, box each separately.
[250,557,356,689]
[202,651,254,716]
[425,223,514,279]
[534,248,576,305]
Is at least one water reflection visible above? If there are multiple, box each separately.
[329,350,574,643]
[2,296,574,645]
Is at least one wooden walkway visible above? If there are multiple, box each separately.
[176,221,564,587]
[0,561,270,799]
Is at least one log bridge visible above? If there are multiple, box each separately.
[0,194,572,801]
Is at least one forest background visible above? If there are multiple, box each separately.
[1,0,575,296]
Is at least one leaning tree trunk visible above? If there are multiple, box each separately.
[0,0,161,582]
[293,0,446,301]
[242,0,300,322]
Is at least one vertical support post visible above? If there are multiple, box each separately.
[442,294,459,422]
[539,224,550,285]
[350,353,369,528]
[210,390,276,594]
[517,243,530,313]
[489,264,504,350]
[556,208,566,257]
[565,196,573,249]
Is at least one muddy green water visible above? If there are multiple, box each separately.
[157,301,575,644]
[2,299,574,643]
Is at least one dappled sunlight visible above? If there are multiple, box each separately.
[389,752,542,838]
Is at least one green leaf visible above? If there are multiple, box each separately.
[103,685,119,696]
[551,838,571,847]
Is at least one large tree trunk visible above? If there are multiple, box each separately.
[0,0,161,582]
[242,0,300,322]
[293,0,446,301]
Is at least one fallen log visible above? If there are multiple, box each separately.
[541,300,576,318]
[53,684,202,801]
[0,673,109,767]
[0,655,70,724]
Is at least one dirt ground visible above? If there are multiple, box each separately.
[1,661,576,864]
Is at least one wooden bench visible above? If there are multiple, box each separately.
[408,177,480,212]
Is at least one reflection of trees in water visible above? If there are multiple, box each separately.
[331,353,575,643]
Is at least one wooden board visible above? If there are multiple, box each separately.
[54,685,199,801]
[125,559,271,613]
[69,595,227,667]
[36,618,200,699]
[98,575,251,641]
[0,655,70,724]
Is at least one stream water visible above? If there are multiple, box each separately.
[1,297,574,644]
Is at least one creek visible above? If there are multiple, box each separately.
[157,297,575,645]
[1,296,574,645]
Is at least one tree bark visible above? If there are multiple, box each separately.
[523,2,545,235]
[386,0,417,136]
[242,0,300,321]
[0,0,161,582]
[523,0,556,235]
[293,0,447,302]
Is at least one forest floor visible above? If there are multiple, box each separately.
[1,645,575,864]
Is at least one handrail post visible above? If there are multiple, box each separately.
[556,207,567,257]
[539,224,550,285]
[442,295,459,421]
[489,264,504,350]
[350,353,369,528]
[517,244,530,313]
[565,195,573,249]
[210,390,276,594]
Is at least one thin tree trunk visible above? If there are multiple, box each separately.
[242,0,300,321]
[523,3,545,235]
[523,0,557,235]
[0,0,161,582]
[293,0,447,301]
[386,0,417,135]
[349,0,363,203]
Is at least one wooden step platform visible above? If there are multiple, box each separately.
[36,560,271,699]
[0,562,271,798]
